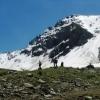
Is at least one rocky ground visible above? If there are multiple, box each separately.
[0,67,100,100]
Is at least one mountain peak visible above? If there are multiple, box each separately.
[0,14,100,70]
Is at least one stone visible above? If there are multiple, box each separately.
[7,83,12,89]
[1,78,7,82]
[44,94,52,98]
[40,84,50,95]
[38,79,46,84]
[24,83,33,88]
[50,88,56,95]
[27,73,33,77]
[74,78,83,87]
[52,80,60,84]
[34,85,41,90]
[32,94,39,100]
[8,70,17,74]
[84,96,92,100]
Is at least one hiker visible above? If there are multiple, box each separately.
[86,63,94,69]
[39,61,42,69]
[61,62,64,67]
[38,61,42,75]
[52,58,58,68]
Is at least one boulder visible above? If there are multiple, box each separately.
[84,96,92,100]
[38,79,46,84]
[24,83,33,88]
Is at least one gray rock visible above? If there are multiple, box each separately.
[7,83,12,89]
[74,78,83,87]
[60,82,69,89]
[38,79,46,84]
[44,94,52,98]
[1,78,7,82]
[50,88,56,95]
[21,91,29,94]
[34,85,41,90]
[52,80,60,84]
[24,83,33,88]
[84,96,92,100]
[32,94,39,100]
[27,73,33,77]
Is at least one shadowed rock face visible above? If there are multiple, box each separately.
[49,23,93,58]
[21,23,93,58]
[20,49,31,56]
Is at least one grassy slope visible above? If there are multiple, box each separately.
[0,67,100,99]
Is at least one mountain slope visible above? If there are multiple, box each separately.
[0,15,100,70]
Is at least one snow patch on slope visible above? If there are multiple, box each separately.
[58,36,100,67]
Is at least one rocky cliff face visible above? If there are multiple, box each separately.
[21,22,93,58]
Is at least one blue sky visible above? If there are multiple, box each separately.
[0,0,100,52]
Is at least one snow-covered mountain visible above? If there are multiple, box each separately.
[1,14,100,70]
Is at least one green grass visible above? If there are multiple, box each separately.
[0,67,100,99]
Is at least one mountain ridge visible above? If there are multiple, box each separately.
[0,14,100,70]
